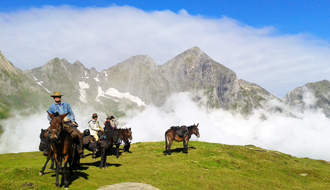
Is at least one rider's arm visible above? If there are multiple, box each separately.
[64,103,75,123]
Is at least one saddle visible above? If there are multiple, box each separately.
[171,125,188,137]
[82,136,95,145]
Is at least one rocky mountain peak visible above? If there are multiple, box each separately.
[0,51,20,74]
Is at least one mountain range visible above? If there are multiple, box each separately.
[0,47,329,120]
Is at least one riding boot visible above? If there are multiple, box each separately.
[43,134,51,156]
[76,137,85,158]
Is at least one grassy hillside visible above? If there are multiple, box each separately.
[0,141,330,190]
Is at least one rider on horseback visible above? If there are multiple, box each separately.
[104,116,120,143]
[43,92,84,157]
[88,113,103,141]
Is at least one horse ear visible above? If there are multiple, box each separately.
[47,111,54,120]
[196,123,199,127]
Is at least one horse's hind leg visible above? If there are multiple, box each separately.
[166,138,173,155]
[183,140,188,154]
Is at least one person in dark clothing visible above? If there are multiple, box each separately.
[104,116,112,131]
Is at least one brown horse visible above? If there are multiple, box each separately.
[112,128,133,157]
[164,123,200,155]
[47,112,76,188]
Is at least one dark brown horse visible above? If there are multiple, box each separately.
[47,112,76,188]
[39,129,55,175]
[164,123,200,155]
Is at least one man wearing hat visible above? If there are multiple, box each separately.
[88,113,102,141]
[43,91,84,157]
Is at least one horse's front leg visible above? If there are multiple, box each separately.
[55,157,61,187]
[39,156,51,176]
[99,147,106,169]
[116,144,120,158]
[62,157,69,189]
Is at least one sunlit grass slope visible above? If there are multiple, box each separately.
[0,141,330,190]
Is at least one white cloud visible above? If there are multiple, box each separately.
[1,91,330,162]
[1,5,330,98]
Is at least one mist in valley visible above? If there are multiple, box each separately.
[0,91,329,161]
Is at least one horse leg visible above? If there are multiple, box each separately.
[167,138,173,155]
[39,156,51,176]
[116,144,120,158]
[183,140,188,154]
[49,156,55,170]
[124,142,130,152]
[63,157,69,189]
[55,156,60,187]
[99,148,105,169]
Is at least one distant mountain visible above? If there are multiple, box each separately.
[0,47,329,120]
[283,80,330,117]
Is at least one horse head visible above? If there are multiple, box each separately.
[193,123,200,138]
[47,111,68,142]
[126,128,132,141]
[39,129,47,151]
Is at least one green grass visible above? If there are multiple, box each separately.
[1,141,330,190]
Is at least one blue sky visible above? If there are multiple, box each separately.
[2,0,330,40]
[1,1,330,98]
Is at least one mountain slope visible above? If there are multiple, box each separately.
[0,51,49,118]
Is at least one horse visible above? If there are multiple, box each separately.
[111,128,133,158]
[39,129,55,174]
[119,128,132,153]
[47,112,78,188]
[164,123,200,155]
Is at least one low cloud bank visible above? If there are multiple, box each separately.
[1,92,330,161]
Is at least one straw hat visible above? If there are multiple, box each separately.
[50,91,63,97]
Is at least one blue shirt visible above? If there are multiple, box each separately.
[47,102,75,122]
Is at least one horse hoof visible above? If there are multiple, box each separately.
[39,172,43,176]
[64,187,69,190]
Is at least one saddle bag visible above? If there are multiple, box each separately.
[82,136,90,145]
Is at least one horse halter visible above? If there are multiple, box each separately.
[50,120,63,140]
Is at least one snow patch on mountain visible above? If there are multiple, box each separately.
[105,88,146,107]
[94,74,100,82]
[79,81,89,103]
[95,86,146,106]
[33,75,51,93]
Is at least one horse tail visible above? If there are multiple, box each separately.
[165,131,169,149]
